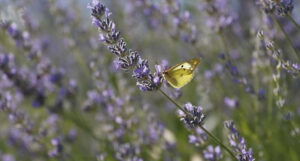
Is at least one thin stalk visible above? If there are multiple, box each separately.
[198,125,237,160]
[272,15,300,61]
[159,88,187,114]
[287,14,300,31]
[158,88,238,160]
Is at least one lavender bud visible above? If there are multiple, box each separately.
[90,2,109,20]
[133,59,150,79]
[136,74,162,91]
[114,50,140,70]
[108,39,127,56]
[102,30,121,44]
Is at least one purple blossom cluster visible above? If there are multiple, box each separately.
[83,49,169,160]
[188,127,208,146]
[90,1,163,91]
[178,102,206,129]
[163,0,198,44]
[82,82,169,160]
[200,0,235,32]
[260,0,294,16]
[0,5,82,160]
[225,121,255,161]
[203,145,223,161]
[129,0,198,44]
[261,33,300,76]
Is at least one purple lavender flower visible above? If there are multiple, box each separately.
[90,0,163,91]
[91,1,110,20]
[226,62,240,77]
[31,92,45,107]
[107,38,127,56]
[82,90,105,111]
[178,103,206,129]
[222,57,256,95]
[224,97,239,109]
[114,50,140,70]
[261,0,294,16]
[1,21,42,60]
[188,127,208,146]
[1,54,47,108]
[148,122,164,142]
[200,0,235,32]
[292,63,300,70]
[133,59,151,79]
[115,143,143,161]
[164,0,198,44]
[131,0,163,29]
[203,145,223,161]
[0,54,37,96]
[258,88,266,100]
[0,22,26,48]
[261,34,300,76]
[1,154,16,161]
[49,70,64,85]
[283,61,300,75]
[225,121,255,161]
[136,73,162,91]
[48,137,64,157]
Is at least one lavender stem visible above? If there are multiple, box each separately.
[272,15,300,61]
[159,89,238,160]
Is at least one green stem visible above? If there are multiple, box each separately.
[272,15,300,61]
[158,89,238,160]
[199,125,237,160]
[159,89,187,114]
[287,14,300,31]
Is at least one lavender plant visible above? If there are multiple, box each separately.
[225,121,255,161]
[0,0,299,161]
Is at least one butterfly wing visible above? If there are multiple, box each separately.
[163,58,200,88]
[164,69,194,88]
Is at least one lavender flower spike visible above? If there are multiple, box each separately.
[225,121,255,161]
[90,0,163,91]
[203,145,223,161]
[178,103,206,129]
[261,0,294,16]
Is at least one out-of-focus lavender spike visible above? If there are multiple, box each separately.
[225,121,255,161]
[224,97,239,109]
[200,0,236,32]
[188,127,208,146]
[203,145,223,161]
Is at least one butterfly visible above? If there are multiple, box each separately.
[163,58,201,88]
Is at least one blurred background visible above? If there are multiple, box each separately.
[0,0,300,161]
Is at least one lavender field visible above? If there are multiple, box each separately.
[0,0,300,161]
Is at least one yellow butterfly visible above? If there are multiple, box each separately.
[163,58,201,88]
